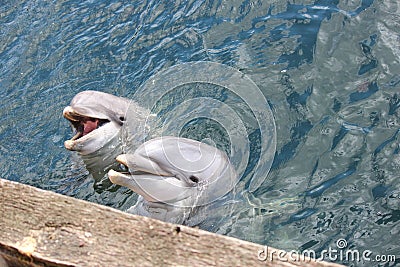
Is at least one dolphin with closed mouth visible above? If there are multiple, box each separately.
[63,90,153,181]
[108,136,237,225]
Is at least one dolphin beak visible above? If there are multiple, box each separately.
[64,140,75,150]
[115,154,129,167]
[108,154,194,204]
[108,169,192,203]
[63,106,79,121]
[108,169,131,185]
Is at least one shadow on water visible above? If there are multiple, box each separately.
[1,0,400,265]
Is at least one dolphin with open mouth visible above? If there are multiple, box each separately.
[63,90,153,181]
[108,136,237,225]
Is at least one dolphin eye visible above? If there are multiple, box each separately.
[189,175,199,183]
[119,116,125,121]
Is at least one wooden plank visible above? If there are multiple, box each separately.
[0,178,344,267]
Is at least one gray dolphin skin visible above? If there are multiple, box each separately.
[108,136,237,225]
[64,91,237,226]
[63,90,153,181]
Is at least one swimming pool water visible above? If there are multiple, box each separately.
[1,0,399,265]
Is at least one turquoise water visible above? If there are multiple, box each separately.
[1,0,399,265]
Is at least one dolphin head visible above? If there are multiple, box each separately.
[108,137,237,210]
[63,91,130,155]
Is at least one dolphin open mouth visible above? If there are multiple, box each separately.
[63,107,110,140]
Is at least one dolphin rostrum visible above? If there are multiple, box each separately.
[108,136,237,225]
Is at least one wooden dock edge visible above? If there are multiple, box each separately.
[0,178,344,267]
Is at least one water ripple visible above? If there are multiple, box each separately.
[2,0,400,263]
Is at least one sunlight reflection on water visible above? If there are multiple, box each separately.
[1,0,399,264]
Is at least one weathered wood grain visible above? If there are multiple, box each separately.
[0,178,344,267]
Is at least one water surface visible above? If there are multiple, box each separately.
[1,0,399,265]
